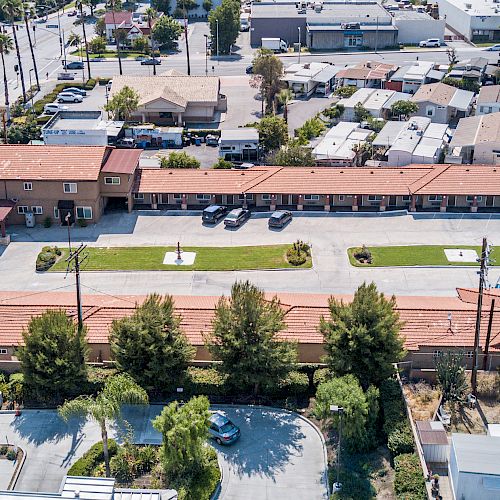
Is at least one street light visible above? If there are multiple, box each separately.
[204,34,209,76]
[330,405,344,493]
[298,26,301,64]
[28,69,34,111]
[65,212,72,253]
[216,19,219,64]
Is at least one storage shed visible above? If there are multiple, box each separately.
[449,433,500,500]
[416,420,449,464]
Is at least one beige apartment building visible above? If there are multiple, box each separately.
[0,145,141,227]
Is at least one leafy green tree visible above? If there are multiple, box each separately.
[435,351,468,421]
[334,86,357,98]
[320,282,405,388]
[442,76,480,94]
[160,151,200,168]
[212,157,233,169]
[152,15,182,49]
[132,35,150,54]
[104,85,139,121]
[354,102,370,122]
[323,103,344,121]
[89,36,106,55]
[314,374,374,452]
[267,141,315,166]
[110,294,195,391]
[253,49,284,111]
[202,0,213,13]
[390,100,419,120]
[0,33,13,116]
[209,0,239,55]
[257,115,288,152]
[95,17,106,37]
[7,120,41,144]
[59,374,148,477]
[207,280,297,395]
[17,310,88,399]
[152,0,171,14]
[153,395,210,477]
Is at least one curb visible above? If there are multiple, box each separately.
[7,446,26,490]
[211,404,331,499]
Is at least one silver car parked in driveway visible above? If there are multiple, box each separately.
[209,412,240,445]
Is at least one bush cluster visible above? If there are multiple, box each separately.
[36,246,62,272]
[295,117,325,144]
[334,86,358,98]
[353,245,372,264]
[313,367,330,387]
[110,444,158,484]
[68,440,118,476]
[394,453,427,500]
[380,378,414,457]
[286,240,311,266]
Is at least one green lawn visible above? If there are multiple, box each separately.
[347,245,495,267]
[48,245,312,271]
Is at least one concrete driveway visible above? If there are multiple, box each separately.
[0,406,328,500]
[1,211,500,297]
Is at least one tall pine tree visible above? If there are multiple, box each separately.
[18,310,88,399]
[320,282,405,388]
[110,294,194,391]
[207,280,297,395]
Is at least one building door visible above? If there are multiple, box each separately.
[388,196,397,206]
[448,195,456,207]
[58,200,75,225]
[486,196,494,207]
[344,34,362,48]
[215,195,222,204]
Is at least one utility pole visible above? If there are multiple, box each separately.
[298,27,301,64]
[471,237,490,395]
[374,16,379,53]
[66,243,87,332]
[330,405,344,493]
[483,299,495,371]
[204,34,208,76]
[184,9,191,75]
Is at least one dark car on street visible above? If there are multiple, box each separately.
[209,412,240,445]
[141,58,161,65]
[64,61,84,70]
[224,208,251,228]
[245,65,253,74]
[268,210,292,228]
[202,205,228,224]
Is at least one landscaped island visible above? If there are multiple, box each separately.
[348,245,495,267]
[39,244,312,272]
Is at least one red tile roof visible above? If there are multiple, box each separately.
[104,11,133,25]
[0,200,15,222]
[0,145,110,181]
[101,148,142,175]
[1,290,499,354]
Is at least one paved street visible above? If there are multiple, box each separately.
[1,212,499,297]
[0,406,328,499]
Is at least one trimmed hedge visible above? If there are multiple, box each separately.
[387,421,415,457]
[68,440,118,476]
[263,371,309,398]
[394,453,427,500]
[36,246,62,272]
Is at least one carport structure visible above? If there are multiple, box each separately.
[0,200,14,238]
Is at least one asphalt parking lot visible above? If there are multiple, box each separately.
[0,406,328,499]
[2,212,500,297]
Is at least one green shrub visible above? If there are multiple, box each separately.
[43,217,52,228]
[394,453,426,499]
[6,449,16,461]
[354,245,372,264]
[77,218,87,227]
[136,445,158,475]
[0,445,7,455]
[84,366,118,394]
[184,367,228,396]
[110,451,134,484]
[85,79,97,89]
[263,370,309,398]
[313,368,331,386]
[68,440,118,476]
[387,421,414,456]
[287,248,306,266]
[36,246,61,271]
[334,86,358,98]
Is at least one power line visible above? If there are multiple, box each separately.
[0,284,74,303]
[66,243,88,331]
[80,283,139,306]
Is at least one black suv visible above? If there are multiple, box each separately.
[202,205,228,224]
[224,208,251,228]
[268,210,292,228]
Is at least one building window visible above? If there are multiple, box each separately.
[304,194,320,201]
[196,194,211,201]
[466,195,482,203]
[17,206,29,214]
[433,350,443,358]
[402,195,411,202]
[104,177,121,185]
[368,195,382,202]
[428,195,442,202]
[220,146,232,151]
[53,207,60,219]
[31,206,43,215]
[262,194,271,201]
[173,193,182,200]
[63,182,77,194]
[426,106,435,117]
[133,193,144,200]
[76,206,92,219]
[465,351,474,358]
[0,348,7,355]
[238,194,253,201]
[23,182,32,191]
[338,195,345,202]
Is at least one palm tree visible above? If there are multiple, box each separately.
[67,32,82,47]
[145,7,157,75]
[0,33,13,120]
[107,0,123,75]
[75,0,91,80]
[0,0,26,103]
[58,374,148,477]
[23,4,40,91]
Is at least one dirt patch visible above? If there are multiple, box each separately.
[448,403,486,435]
[403,382,441,421]
[478,397,500,424]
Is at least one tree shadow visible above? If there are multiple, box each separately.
[211,407,305,481]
